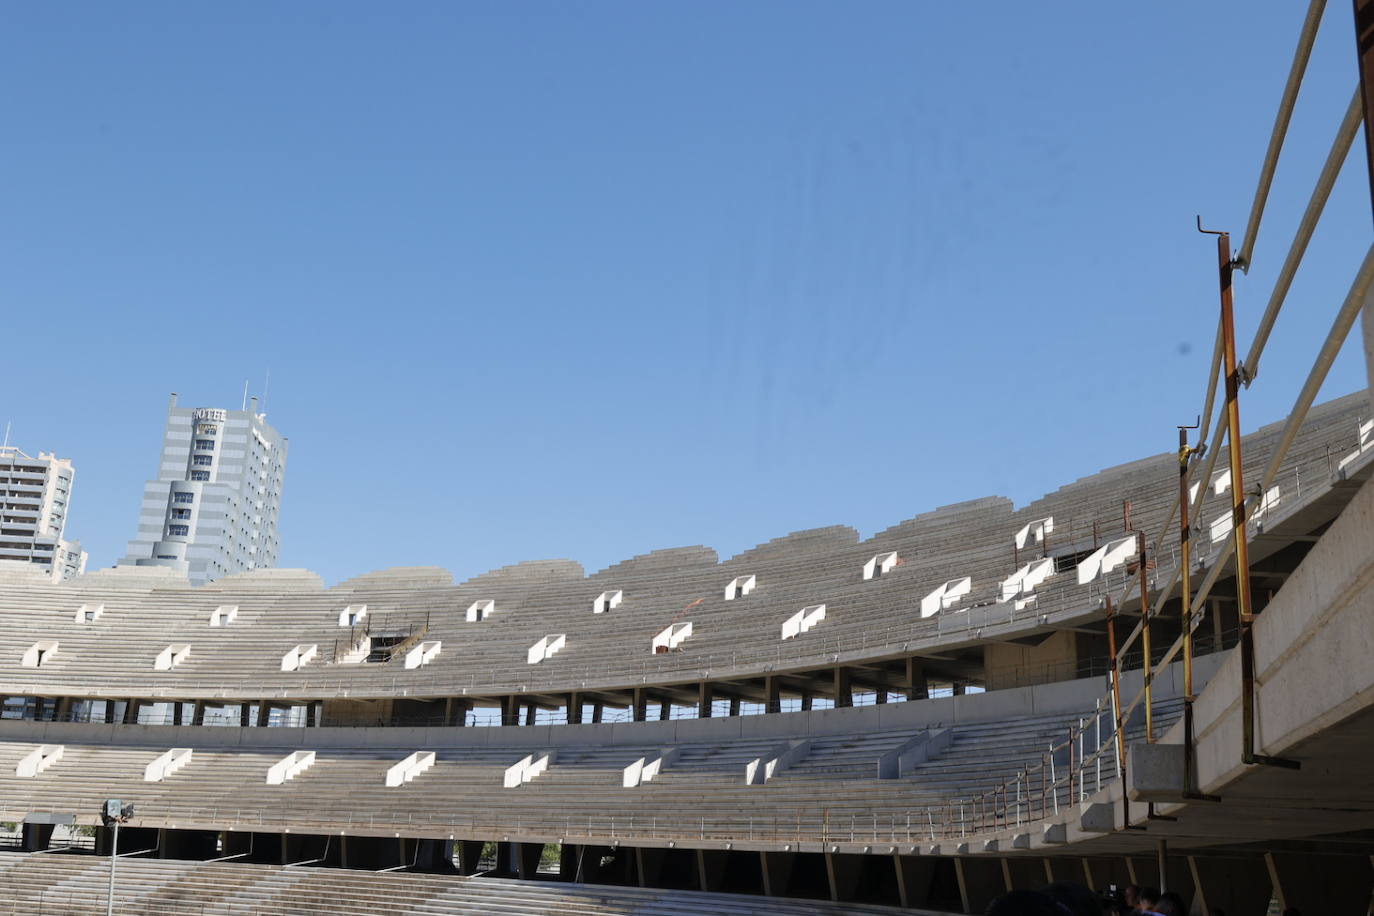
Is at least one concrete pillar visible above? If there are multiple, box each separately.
[955,858,1004,914]
[54,697,72,722]
[238,702,251,727]
[1266,852,1374,916]
[953,682,967,696]
[559,843,579,881]
[907,657,930,701]
[728,697,741,717]
[825,852,863,902]
[500,696,519,727]
[566,692,582,725]
[123,698,140,724]
[256,699,270,726]
[696,849,727,892]
[697,682,712,719]
[516,842,543,879]
[800,691,813,711]
[874,687,888,704]
[102,699,116,723]
[632,688,647,722]
[1188,854,1271,916]
[191,700,206,726]
[635,847,666,887]
[495,841,516,877]
[592,702,603,724]
[894,856,938,909]
[833,667,852,708]
[764,675,781,714]
[658,700,670,721]
[761,851,795,896]
[20,823,53,852]
[456,840,484,875]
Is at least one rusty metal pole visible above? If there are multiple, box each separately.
[1204,221,1300,771]
[1178,426,1198,789]
[1354,0,1374,217]
[1136,530,1154,743]
[1104,596,1130,828]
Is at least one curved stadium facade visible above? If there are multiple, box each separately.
[0,390,1371,913]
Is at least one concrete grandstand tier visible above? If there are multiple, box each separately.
[0,391,1363,716]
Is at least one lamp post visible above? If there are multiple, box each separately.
[100,800,134,916]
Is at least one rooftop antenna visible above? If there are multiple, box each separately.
[2,422,9,450]
[261,369,271,415]
[241,380,249,411]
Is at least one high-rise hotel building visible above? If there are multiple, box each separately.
[119,393,288,585]
[0,446,87,581]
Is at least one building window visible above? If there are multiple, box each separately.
[192,455,213,467]
[173,492,194,504]
[190,471,210,481]
[195,440,215,451]
[171,508,191,520]
[168,524,189,536]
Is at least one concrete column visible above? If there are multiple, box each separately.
[764,676,781,714]
[500,696,519,727]
[516,842,543,879]
[1188,854,1271,916]
[20,823,53,852]
[800,691,813,711]
[953,682,966,696]
[728,697,741,717]
[255,699,270,726]
[238,702,251,727]
[1266,851,1373,915]
[495,841,516,877]
[123,698,140,724]
[191,700,206,726]
[591,702,604,724]
[833,667,852,708]
[658,700,670,721]
[697,682,712,719]
[103,699,116,723]
[696,849,727,891]
[895,856,938,909]
[566,692,582,725]
[635,847,666,887]
[54,697,72,722]
[761,851,795,896]
[632,688,648,722]
[456,840,484,875]
[906,657,929,700]
[559,843,579,881]
[955,858,1004,914]
[824,852,862,902]
[874,687,888,704]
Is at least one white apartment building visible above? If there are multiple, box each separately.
[119,393,288,586]
[0,447,87,581]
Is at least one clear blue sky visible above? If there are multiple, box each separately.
[2,2,1370,585]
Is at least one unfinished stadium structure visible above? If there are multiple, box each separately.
[0,386,1370,915]
[5,3,1374,914]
